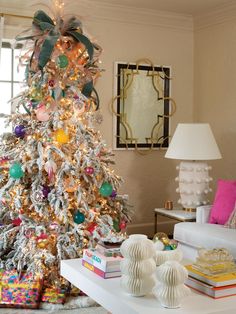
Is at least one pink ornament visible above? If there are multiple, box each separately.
[119,221,127,230]
[85,166,94,175]
[49,222,60,233]
[44,160,57,182]
[36,105,50,122]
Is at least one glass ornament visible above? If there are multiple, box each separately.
[12,218,22,226]
[74,211,85,224]
[99,182,113,197]
[9,163,24,179]
[119,220,127,230]
[55,129,69,144]
[153,232,168,243]
[57,54,69,68]
[14,125,26,138]
[42,185,50,198]
[36,105,50,122]
[48,79,55,87]
[30,87,43,101]
[110,190,117,198]
[85,166,94,175]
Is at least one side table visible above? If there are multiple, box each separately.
[154,208,196,234]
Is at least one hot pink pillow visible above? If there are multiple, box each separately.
[208,179,236,225]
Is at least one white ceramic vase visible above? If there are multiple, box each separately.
[120,234,156,297]
[153,261,190,308]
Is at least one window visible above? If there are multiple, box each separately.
[0,41,25,134]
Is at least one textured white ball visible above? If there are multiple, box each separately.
[120,234,155,260]
[155,248,183,266]
[120,258,156,277]
[121,274,156,297]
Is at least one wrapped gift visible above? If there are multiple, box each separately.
[0,269,42,308]
[41,287,66,304]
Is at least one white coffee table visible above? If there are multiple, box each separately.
[61,259,236,314]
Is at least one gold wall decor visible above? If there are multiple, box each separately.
[111,59,176,154]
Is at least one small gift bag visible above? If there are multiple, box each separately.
[41,287,66,304]
[0,269,42,308]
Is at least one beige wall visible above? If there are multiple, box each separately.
[194,17,236,193]
[2,4,194,237]
[87,13,194,236]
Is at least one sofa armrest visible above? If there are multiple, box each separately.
[196,205,212,223]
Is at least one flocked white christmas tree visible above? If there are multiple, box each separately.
[0,1,131,298]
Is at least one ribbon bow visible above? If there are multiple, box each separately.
[16,10,94,70]
[16,10,100,108]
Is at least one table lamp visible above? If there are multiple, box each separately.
[165,123,222,210]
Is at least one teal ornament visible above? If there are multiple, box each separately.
[9,163,24,179]
[99,182,113,197]
[57,55,69,68]
[113,219,120,232]
[164,245,173,251]
[74,211,85,224]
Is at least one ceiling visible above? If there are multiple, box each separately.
[0,0,235,16]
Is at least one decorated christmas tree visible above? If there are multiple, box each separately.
[0,1,131,301]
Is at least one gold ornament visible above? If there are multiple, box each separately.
[153,232,168,243]
[55,129,69,144]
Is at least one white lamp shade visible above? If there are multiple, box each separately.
[165,123,222,160]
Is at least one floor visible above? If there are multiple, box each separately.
[0,307,107,314]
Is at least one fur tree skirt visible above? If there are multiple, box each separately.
[40,295,97,310]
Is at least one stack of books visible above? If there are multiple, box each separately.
[185,264,236,299]
[82,243,123,279]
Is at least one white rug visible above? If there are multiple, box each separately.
[0,307,107,314]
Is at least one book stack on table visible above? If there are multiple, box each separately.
[185,264,236,299]
[82,242,123,279]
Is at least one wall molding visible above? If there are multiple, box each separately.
[194,1,236,31]
[0,1,193,33]
[80,1,193,31]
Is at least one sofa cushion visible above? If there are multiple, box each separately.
[174,222,236,258]
[208,179,236,225]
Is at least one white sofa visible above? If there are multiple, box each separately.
[173,205,236,260]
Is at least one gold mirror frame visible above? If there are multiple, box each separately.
[111,59,176,154]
